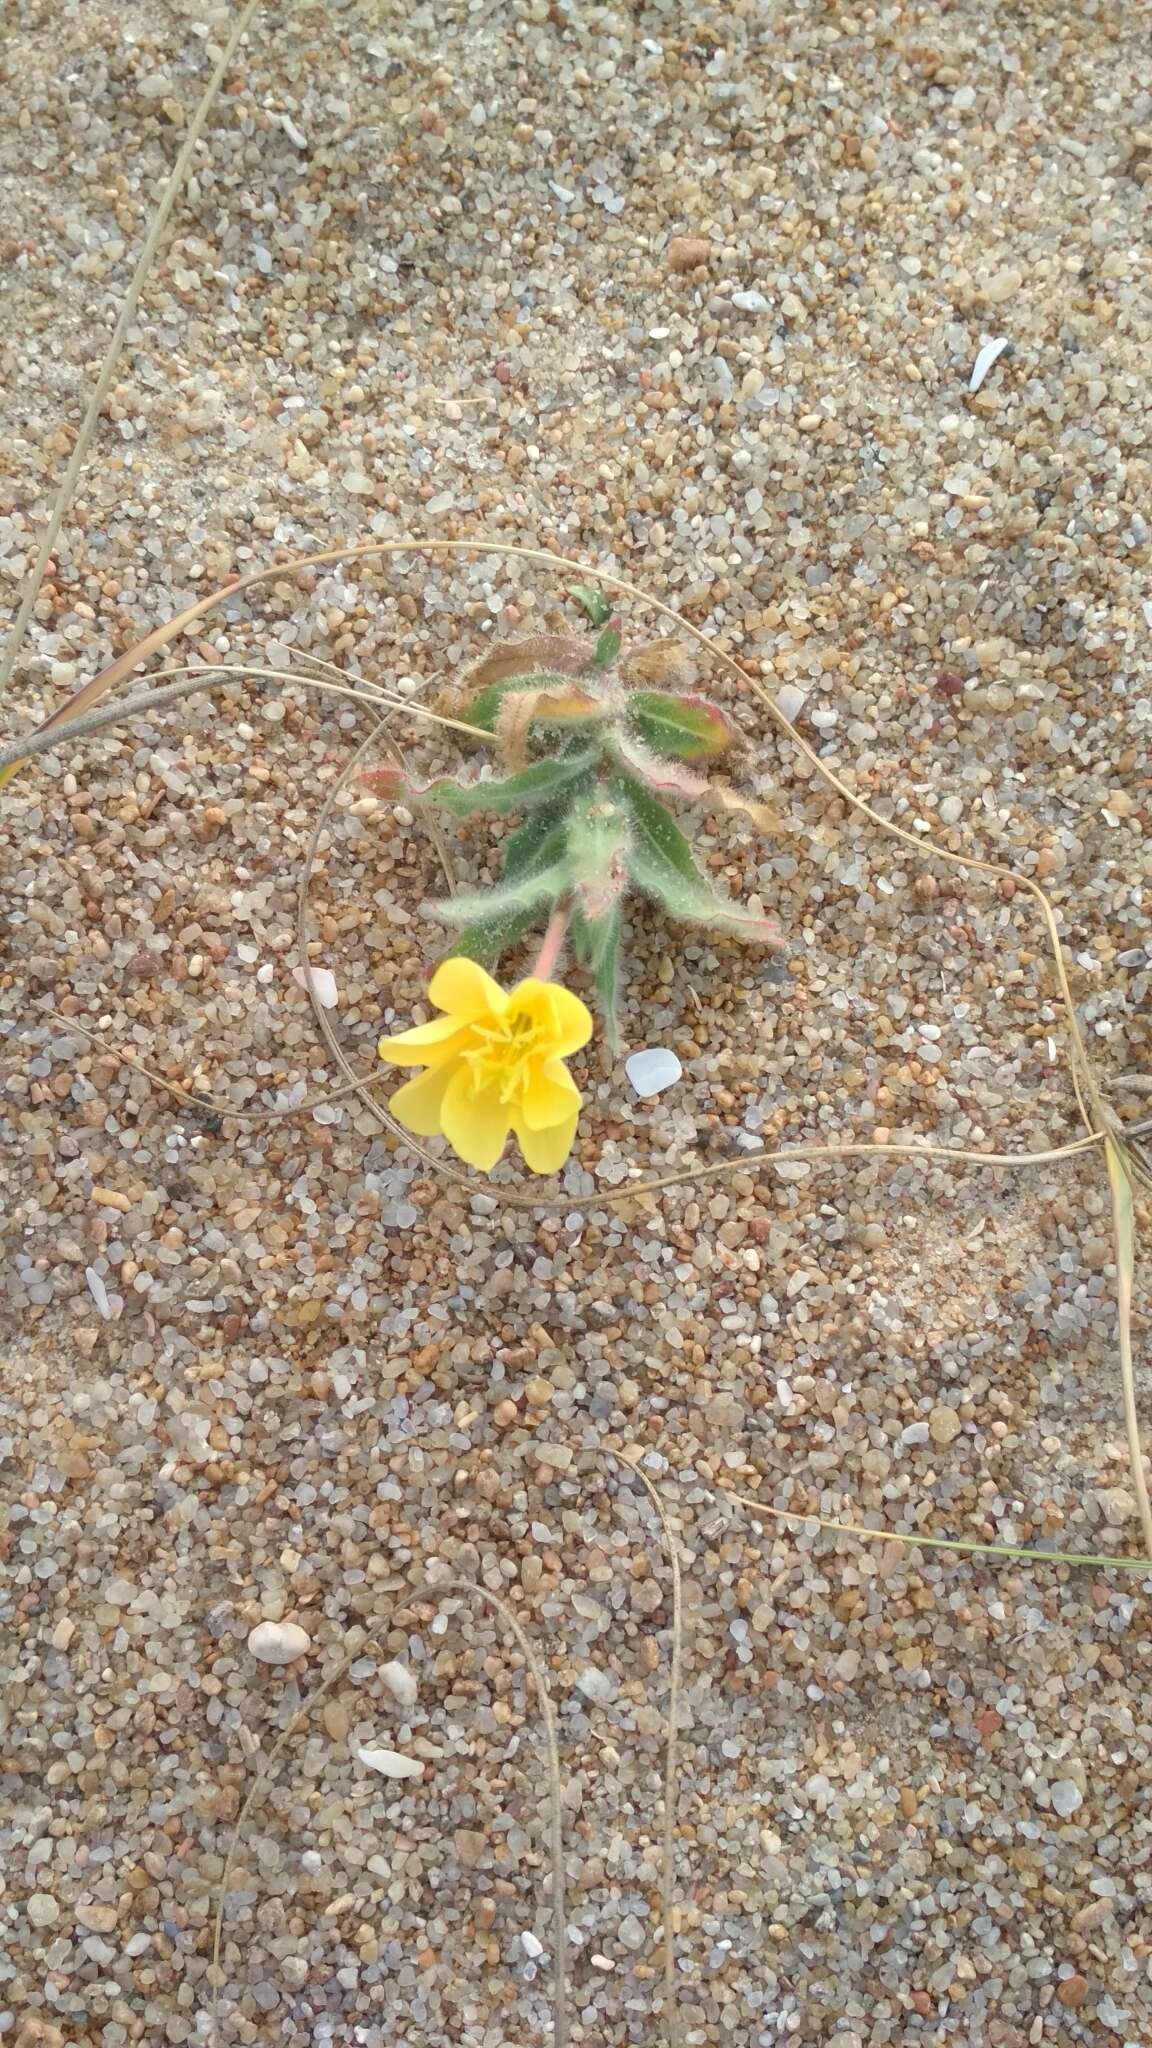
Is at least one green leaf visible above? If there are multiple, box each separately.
[431,815,566,970]
[466,672,553,734]
[618,776,781,943]
[429,850,569,930]
[610,736,708,803]
[440,908,536,971]
[365,751,596,818]
[467,673,608,737]
[618,776,701,881]
[628,690,735,760]
[499,808,566,882]
[593,625,621,670]
[571,903,623,1049]
[568,583,614,629]
[564,794,632,921]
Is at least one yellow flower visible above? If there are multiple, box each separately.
[378,957,592,1175]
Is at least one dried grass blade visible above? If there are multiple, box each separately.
[1105,1137,1152,1557]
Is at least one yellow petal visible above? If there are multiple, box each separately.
[389,1061,458,1136]
[439,1066,511,1173]
[427,956,506,1023]
[520,1057,582,1132]
[513,1107,579,1174]
[508,978,592,1057]
[378,1014,469,1067]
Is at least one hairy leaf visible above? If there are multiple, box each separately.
[467,669,604,734]
[619,776,783,945]
[568,583,614,629]
[499,809,567,883]
[612,737,784,831]
[361,750,596,816]
[494,684,606,765]
[564,794,632,922]
[621,638,694,687]
[628,689,735,760]
[593,625,622,670]
[441,907,536,971]
[429,852,569,930]
[571,902,623,1048]
[466,635,595,691]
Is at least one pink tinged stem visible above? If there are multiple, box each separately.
[532,903,571,982]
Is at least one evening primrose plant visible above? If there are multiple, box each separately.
[372,587,784,1174]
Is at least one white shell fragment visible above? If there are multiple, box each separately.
[85,1266,111,1320]
[292,963,339,1009]
[356,1746,424,1781]
[247,1620,310,1665]
[625,1047,683,1098]
[379,1660,419,1707]
[968,335,1011,394]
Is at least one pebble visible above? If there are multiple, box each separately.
[666,236,711,273]
[617,1914,647,1952]
[775,684,807,721]
[356,1747,424,1780]
[984,264,1024,304]
[929,1405,963,1447]
[246,1620,311,1665]
[27,1895,60,1929]
[379,1660,419,1707]
[1050,1780,1084,1818]
[74,1903,118,1934]
[625,1047,683,1098]
[576,1665,619,1705]
[291,962,339,1009]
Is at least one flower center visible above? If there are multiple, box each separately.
[463,1005,545,1103]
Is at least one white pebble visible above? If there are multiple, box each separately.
[520,1931,544,1959]
[27,1893,61,1928]
[969,335,1011,393]
[576,1664,618,1704]
[625,1047,683,1098]
[292,962,339,1009]
[247,1620,310,1665]
[618,1912,647,1951]
[939,794,964,824]
[775,684,806,722]
[1050,1779,1083,1817]
[357,1746,424,1780]
[379,1660,418,1707]
[85,1266,111,1320]
[732,289,769,312]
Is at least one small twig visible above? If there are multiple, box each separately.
[0,663,489,772]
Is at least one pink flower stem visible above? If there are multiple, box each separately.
[532,902,570,982]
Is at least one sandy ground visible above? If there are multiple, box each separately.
[2,2,1151,2044]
